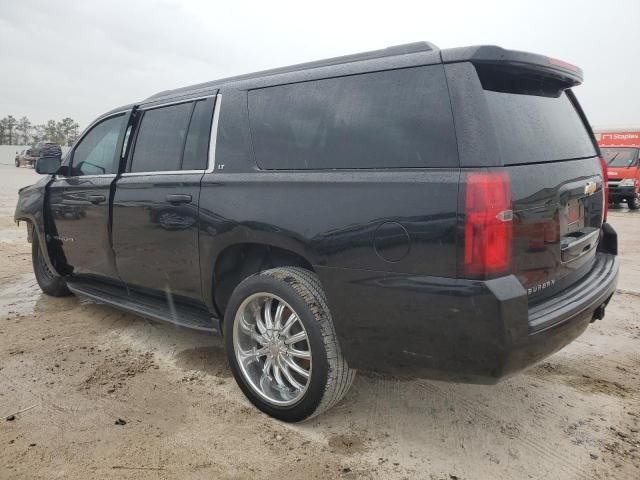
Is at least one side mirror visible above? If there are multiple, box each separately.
[35,156,62,175]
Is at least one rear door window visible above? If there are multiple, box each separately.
[182,97,215,170]
[248,66,458,170]
[130,102,193,172]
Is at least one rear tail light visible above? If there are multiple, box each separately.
[599,156,608,222]
[464,171,513,278]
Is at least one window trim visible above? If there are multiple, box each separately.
[64,111,129,178]
[120,93,221,177]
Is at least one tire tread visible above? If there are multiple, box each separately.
[238,267,355,420]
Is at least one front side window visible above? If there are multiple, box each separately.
[71,114,126,175]
[130,102,192,172]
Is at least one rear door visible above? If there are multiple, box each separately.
[446,61,603,302]
[112,95,216,302]
[47,113,129,280]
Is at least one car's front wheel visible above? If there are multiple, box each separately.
[15,158,20,167]
[32,234,70,297]
[628,194,640,210]
[224,267,355,422]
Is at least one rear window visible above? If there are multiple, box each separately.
[248,66,458,170]
[483,89,596,165]
[601,147,638,167]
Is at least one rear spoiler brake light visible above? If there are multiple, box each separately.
[441,45,583,87]
[547,57,579,73]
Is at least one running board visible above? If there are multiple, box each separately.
[67,279,220,333]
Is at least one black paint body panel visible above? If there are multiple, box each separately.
[47,176,118,279]
[112,173,204,300]
[316,251,617,380]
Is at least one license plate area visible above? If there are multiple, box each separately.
[560,198,585,235]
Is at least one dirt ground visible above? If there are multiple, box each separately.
[1,159,639,480]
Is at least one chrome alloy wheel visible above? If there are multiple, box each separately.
[232,292,312,406]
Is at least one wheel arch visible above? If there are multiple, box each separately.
[13,179,69,276]
[211,242,316,325]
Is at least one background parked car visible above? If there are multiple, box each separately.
[14,149,36,167]
[28,141,63,158]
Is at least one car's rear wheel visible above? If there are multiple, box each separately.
[32,235,71,297]
[628,195,640,210]
[224,267,355,422]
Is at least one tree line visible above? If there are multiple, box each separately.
[0,115,81,147]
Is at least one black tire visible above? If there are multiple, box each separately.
[628,195,640,210]
[224,267,355,422]
[32,235,71,297]
[15,159,20,167]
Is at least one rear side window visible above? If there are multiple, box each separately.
[130,102,192,172]
[248,66,458,170]
[481,77,596,165]
[182,97,215,170]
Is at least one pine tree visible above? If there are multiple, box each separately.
[16,116,32,145]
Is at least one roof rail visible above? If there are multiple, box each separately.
[145,41,439,102]
[382,41,439,56]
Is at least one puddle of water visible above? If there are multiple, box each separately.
[0,272,79,316]
[0,273,41,316]
[0,223,25,243]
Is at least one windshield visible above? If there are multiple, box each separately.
[601,147,638,167]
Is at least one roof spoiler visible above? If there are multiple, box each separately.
[441,45,583,87]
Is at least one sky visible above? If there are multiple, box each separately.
[1,0,639,130]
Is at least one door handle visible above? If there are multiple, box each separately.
[87,194,106,204]
[166,194,192,204]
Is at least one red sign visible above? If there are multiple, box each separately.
[596,131,640,147]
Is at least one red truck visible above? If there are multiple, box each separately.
[595,130,640,209]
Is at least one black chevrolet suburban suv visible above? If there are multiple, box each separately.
[15,42,619,422]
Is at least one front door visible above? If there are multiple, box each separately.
[112,95,217,302]
[47,112,129,280]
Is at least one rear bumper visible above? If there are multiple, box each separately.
[317,240,619,383]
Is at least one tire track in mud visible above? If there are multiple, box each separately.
[549,355,640,391]
[414,380,595,480]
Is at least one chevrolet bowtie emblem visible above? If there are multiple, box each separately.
[584,181,597,196]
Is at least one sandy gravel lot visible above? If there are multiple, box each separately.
[1,158,639,479]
